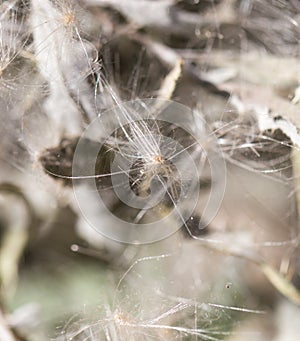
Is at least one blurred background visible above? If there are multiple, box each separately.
[0,0,300,340]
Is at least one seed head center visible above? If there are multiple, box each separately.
[153,155,164,164]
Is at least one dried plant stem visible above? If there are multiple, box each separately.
[0,184,33,299]
[260,263,300,305]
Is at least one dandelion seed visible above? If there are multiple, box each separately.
[30,0,100,135]
[0,2,27,91]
